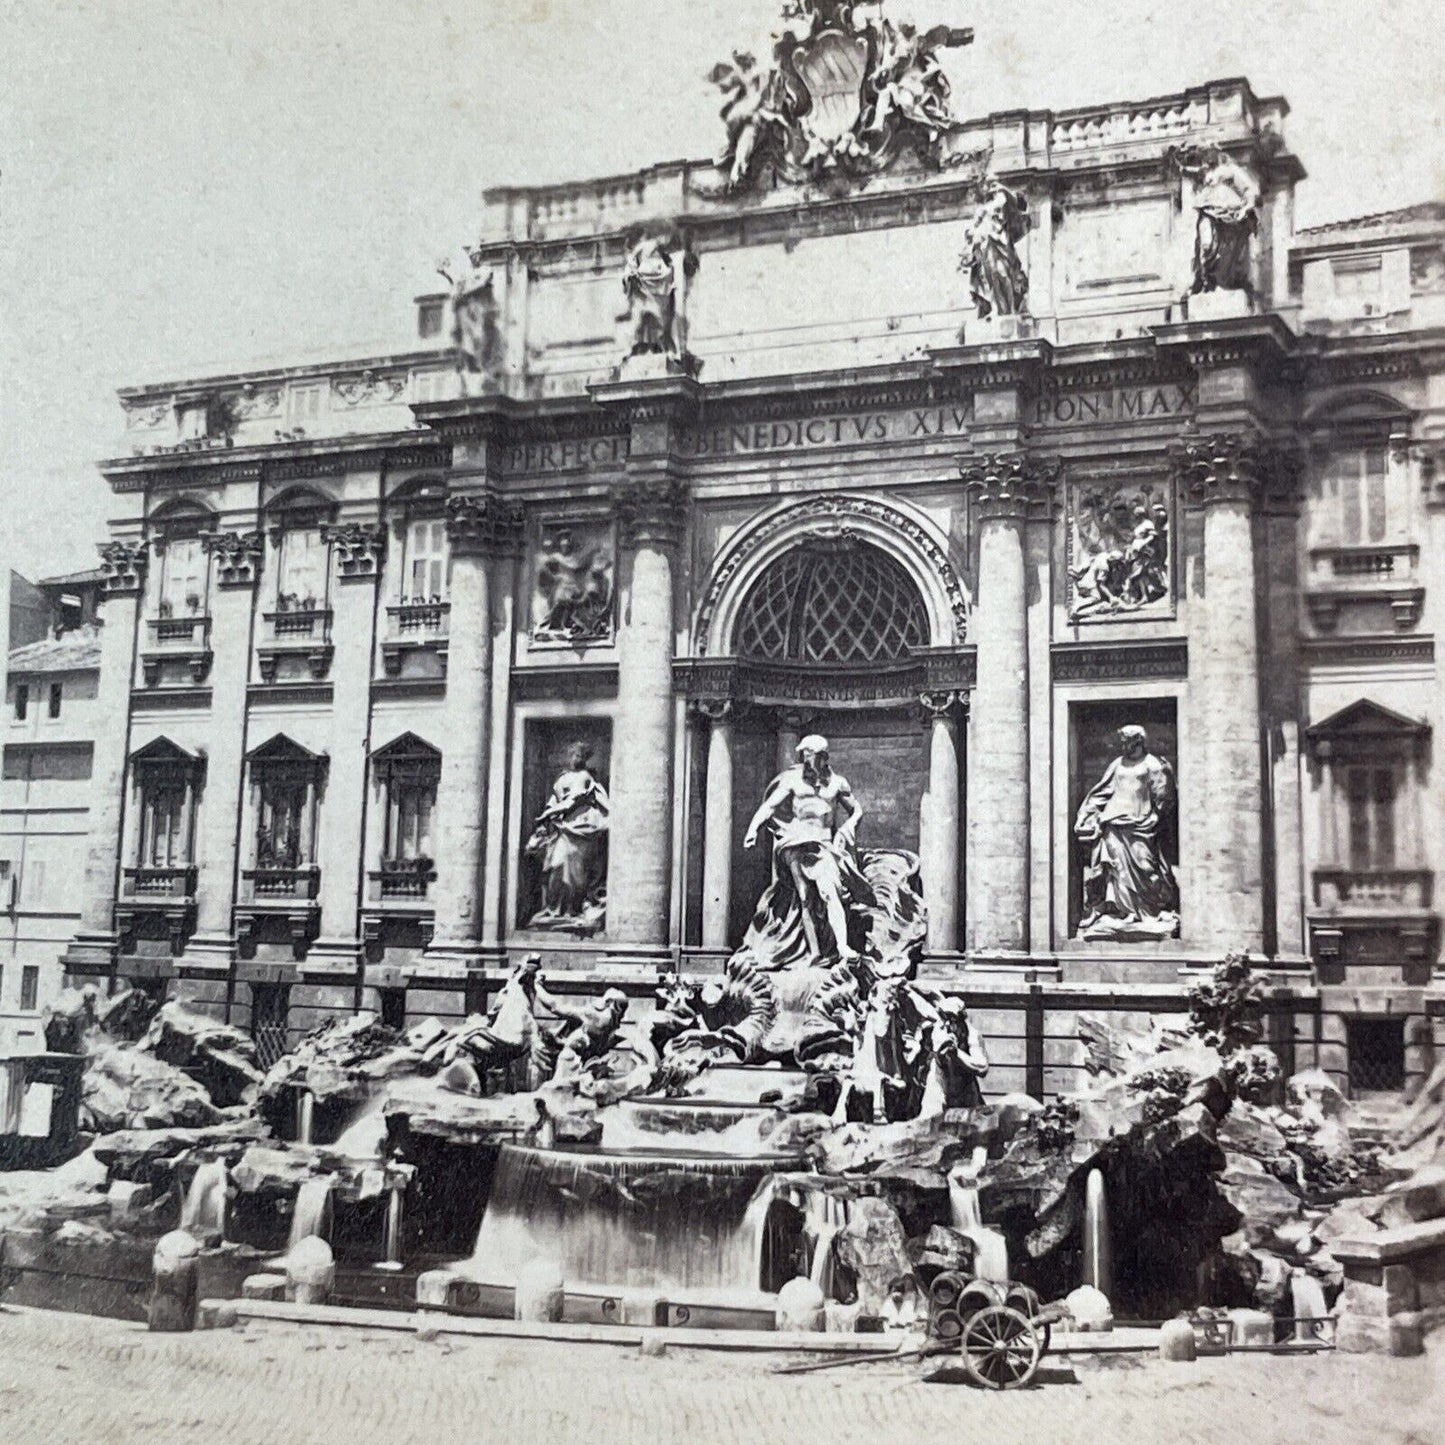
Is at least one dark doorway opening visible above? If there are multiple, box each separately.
[1347,1016,1406,1094]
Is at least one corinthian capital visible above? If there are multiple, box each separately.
[612,476,687,548]
[1169,428,1267,509]
[445,491,524,556]
[958,452,1061,521]
[98,540,150,595]
[200,529,263,588]
[322,522,387,580]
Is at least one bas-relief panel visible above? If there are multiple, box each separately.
[1065,478,1174,622]
[529,521,615,647]
[1060,199,1174,295]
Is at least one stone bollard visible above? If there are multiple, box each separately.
[1065,1284,1113,1333]
[285,1236,335,1306]
[621,1292,668,1328]
[148,1229,201,1333]
[514,1259,565,1323]
[1226,1308,1274,1346]
[638,1331,668,1358]
[776,1277,827,1333]
[241,1272,287,1302]
[1158,1318,1197,1362]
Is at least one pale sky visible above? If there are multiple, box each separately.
[1,0,1440,582]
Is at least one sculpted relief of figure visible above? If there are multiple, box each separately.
[1069,485,1171,618]
[960,178,1030,320]
[524,742,609,935]
[1074,726,1180,940]
[533,526,614,644]
[622,235,698,363]
[742,734,873,969]
[1171,145,1261,295]
[437,248,502,395]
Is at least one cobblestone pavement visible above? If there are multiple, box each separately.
[1,1306,1443,1445]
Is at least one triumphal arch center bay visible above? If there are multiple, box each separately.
[64,0,1445,1102]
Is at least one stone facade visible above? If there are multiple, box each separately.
[55,70,1445,1096]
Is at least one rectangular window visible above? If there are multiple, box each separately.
[2,743,94,781]
[14,684,28,721]
[1345,764,1397,870]
[19,966,38,1012]
[1347,1017,1405,1094]
[278,529,328,609]
[47,684,61,720]
[387,780,435,862]
[159,536,207,617]
[256,778,308,868]
[251,983,291,1070]
[140,785,189,868]
[23,859,45,909]
[404,518,448,602]
[1333,445,1390,546]
[289,384,326,423]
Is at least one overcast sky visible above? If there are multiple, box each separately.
[1,0,1440,581]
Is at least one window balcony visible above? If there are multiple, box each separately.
[1305,545,1424,632]
[381,601,449,678]
[257,607,334,682]
[122,865,197,900]
[141,615,213,686]
[368,857,436,902]
[236,865,321,959]
[361,858,436,954]
[242,864,321,902]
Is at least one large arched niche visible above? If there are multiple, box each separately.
[692,494,969,657]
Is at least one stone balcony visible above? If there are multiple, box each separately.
[1313,868,1434,914]
[236,865,321,959]
[1308,868,1438,979]
[1305,544,1424,632]
[117,865,197,954]
[257,607,334,683]
[140,613,213,687]
[380,601,449,678]
[361,860,437,956]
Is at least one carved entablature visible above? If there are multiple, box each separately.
[331,371,408,409]
[229,385,283,422]
[958,452,1061,521]
[323,522,387,580]
[612,477,688,549]
[201,530,263,588]
[98,540,150,595]
[445,491,524,556]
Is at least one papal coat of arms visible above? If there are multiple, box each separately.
[708,0,976,192]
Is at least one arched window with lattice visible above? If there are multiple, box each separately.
[733,541,928,664]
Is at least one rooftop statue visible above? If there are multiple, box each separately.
[960,177,1031,320]
[707,1,974,193]
[1074,725,1180,940]
[1170,144,1261,296]
[621,234,699,370]
[436,247,502,395]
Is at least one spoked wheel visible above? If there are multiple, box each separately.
[959,1304,1042,1390]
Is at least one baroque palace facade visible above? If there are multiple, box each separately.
[53,27,1445,1098]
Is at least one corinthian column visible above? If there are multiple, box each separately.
[959,453,1055,959]
[426,491,522,965]
[63,541,147,976]
[697,700,734,951]
[608,476,685,954]
[918,691,963,955]
[1172,430,1267,954]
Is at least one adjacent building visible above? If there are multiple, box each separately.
[51,35,1445,1098]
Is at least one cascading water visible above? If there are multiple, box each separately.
[288,1176,334,1252]
[1081,1167,1113,1298]
[599,1099,786,1157]
[1290,1270,1329,1342]
[295,1090,315,1146]
[948,1178,1009,1283]
[470,1144,790,1294]
[180,1159,229,1244]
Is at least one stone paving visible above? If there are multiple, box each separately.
[0,1305,1442,1445]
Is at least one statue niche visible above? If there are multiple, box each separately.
[1074,724,1180,941]
[522,739,610,936]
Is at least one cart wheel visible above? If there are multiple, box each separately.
[960,1305,1041,1390]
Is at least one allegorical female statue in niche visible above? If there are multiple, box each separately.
[1171,144,1261,295]
[1074,725,1180,940]
[524,742,609,935]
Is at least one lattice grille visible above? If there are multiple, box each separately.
[1347,1018,1405,1093]
[735,544,928,663]
[251,985,291,1071]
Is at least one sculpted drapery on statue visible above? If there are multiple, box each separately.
[436,247,502,395]
[1074,725,1180,940]
[524,742,610,935]
[960,178,1031,320]
[1169,145,1261,296]
[622,234,697,364]
[532,526,614,644]
[742,734,872,968]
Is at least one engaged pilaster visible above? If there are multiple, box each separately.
[959,452,1057,959]
[1171,428,1269,954]
[63,540,147,976]
[918,690,964,956]
[696,699,735,951]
